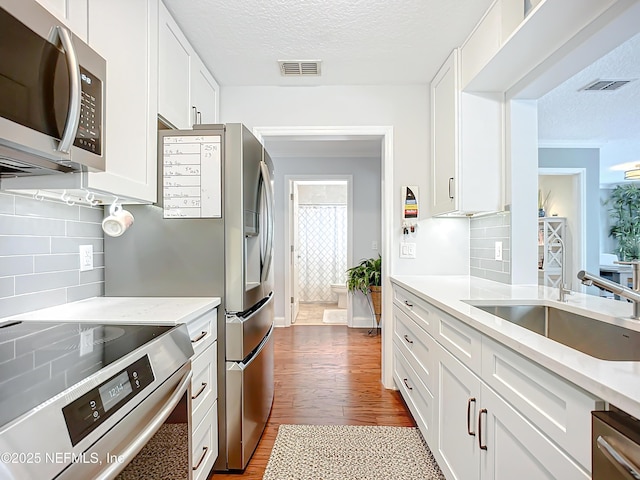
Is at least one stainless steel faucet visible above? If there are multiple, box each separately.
[578,263,640,320]
[557,236,571,302]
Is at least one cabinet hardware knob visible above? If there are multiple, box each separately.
[193,446,209,471]
[403,378,413,391]
[191,382,207,400]
[448,177,454,200]
[191,331,207,343]
[467,397,476,436]
[403,334,414,345]
[478,408,488,450]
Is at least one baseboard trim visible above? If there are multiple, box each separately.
[274,316,286,328]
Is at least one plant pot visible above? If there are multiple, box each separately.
[369,286,382,325]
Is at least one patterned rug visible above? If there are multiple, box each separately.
[322,309,347,324]
[263,424,445,480]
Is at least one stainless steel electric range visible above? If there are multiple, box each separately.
[0,320,194,480]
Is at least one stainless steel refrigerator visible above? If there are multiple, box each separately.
[104,123,275,471]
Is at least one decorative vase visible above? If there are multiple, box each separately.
[538,208,545,217]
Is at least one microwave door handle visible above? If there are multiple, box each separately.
[54,26,82,154]
[597,435,640,480]
[259,160,274,282]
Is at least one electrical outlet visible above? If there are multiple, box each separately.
[79,245,93,271]
[494,241,503,261]
[372,241,378,250]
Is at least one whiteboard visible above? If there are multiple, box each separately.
[162,134,222,218]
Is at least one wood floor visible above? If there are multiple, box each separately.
[210,326,415,479]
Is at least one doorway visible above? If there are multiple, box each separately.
[288,179,351,326]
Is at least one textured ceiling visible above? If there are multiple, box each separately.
[162,0,493,86]
[538,32,640,185]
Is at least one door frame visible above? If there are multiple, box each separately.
[284,176,353,327]
[252,126,394,388]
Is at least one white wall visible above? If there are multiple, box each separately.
[220,85,470,279]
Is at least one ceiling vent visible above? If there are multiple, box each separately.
[580,79,633,92]
[278,60,321,76]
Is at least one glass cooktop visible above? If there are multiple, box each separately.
[0,321,173,427]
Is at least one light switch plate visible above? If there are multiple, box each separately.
[400,242,416,259]
[79,245,94,271]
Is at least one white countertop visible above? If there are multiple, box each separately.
[391,275,640,420]
[2,297,221,325]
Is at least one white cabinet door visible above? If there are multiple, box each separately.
[430,50,458,216]
[158,1,192,129]
[437,343,481,480]
[86,0,159,203]
[191,55,220,125]
[35,0,88,40]
[481,385,590,480]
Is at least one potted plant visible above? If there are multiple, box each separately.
[346,255,382,328]
[606,184,640,260]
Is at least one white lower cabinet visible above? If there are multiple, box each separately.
[391,285,599,479]
[184,308,218,479]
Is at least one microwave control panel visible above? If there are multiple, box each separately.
[73,66,103,156]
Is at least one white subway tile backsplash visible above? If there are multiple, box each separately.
[0,193,105,317]
[0,342,14,363]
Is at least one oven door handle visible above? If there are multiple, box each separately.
[94,368,193,480]
[597,435,640,480]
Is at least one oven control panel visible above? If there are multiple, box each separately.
[63,355,154,446]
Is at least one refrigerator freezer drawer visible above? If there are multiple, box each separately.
[225,327,274,470]
[226,292,273,362]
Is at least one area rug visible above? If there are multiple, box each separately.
[322,309,347,324]
[263,424,445,480]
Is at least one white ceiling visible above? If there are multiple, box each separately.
[538,32,640,185]
[162,0,493,86]
[164,0,639,182]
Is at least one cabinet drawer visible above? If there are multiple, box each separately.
[481,336,603,470]
[392,284,436,335]
[191,341,217,429]
[432,304,482,374]
[393,347,435,444]
[192,401,218,480]
[393,307,437,393]
[187,308,217,357]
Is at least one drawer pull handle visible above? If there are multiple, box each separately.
[403,334,414,345]
[191,331,207,343]
[404,300,413,308]
[466,397,476,436]
[448,177,454,199]
[597,435,640,479]
[403,378,413,391]
[191,382,207,400]
[478,408,488,450]
[193,446,209,471]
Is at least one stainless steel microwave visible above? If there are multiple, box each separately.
[0,0,106,177]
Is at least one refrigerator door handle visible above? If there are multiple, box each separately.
[259,160,275,283]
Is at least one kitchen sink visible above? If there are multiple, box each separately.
[468,303,640,361]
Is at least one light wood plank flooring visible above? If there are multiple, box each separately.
[210,326,414,479]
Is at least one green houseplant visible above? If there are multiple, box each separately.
[346,255,382,328]
[606,184,640,260]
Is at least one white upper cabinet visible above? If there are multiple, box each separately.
[430,49,502,217]
[159,2,219,129]
[191,55,220,125]
[34,0,88,41]
[84,0,159,203]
